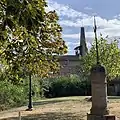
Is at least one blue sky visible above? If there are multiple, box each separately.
[47,0,120,54]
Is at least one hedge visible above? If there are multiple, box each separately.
[42,75,91,98]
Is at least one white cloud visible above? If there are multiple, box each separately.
[59,20,80,27]
[60,17,120,29]
[47,0,120,54]
[66,42,79,46]
[87,42,92,48]
[114,14,120,19]
[61,18,120,41]
[47,0,120,35]
[63,34,80,39]
[47,0,88,19]
[63,32,94,40]
[84,7,92,10]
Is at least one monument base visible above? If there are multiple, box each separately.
[87,113,116,120]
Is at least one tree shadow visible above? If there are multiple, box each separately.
[108,96,120,99]
[33,98,82,106]
[0,112,85,120]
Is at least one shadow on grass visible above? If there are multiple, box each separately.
[0,112,83,120]
[108,96,120,99]
[33,98,83,106]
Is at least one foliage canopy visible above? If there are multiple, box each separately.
[80,36,120,80]
[0,0,67,82]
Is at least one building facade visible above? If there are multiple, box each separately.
[58,55,80,76]
[58,27,88,76]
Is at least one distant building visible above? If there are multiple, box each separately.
[58,27,88,76]
[58,55,80,76]
[107,78,120,96]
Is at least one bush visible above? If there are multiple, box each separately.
[42,75,91,98]
[0,81,28,111]
[0,76,44,111]
[31,77,44,99]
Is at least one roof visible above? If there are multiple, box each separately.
[58,55,80,61]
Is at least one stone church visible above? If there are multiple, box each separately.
[58,27,88,76]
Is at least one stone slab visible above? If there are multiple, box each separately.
[87,114,116,120]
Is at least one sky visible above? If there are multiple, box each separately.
[47,0,120,54]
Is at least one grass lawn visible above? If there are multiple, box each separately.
[0,96,120,120]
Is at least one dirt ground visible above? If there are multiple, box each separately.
[0,96,120,120]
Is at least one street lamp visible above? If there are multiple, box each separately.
[93,16,100,65]
[26,72,33,111]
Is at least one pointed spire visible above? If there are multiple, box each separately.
[74,27,88,56]
[80,27,85,46]
[80,27,88,56]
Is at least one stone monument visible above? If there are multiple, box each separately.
[87,64,109,120]
[87,16,116,120]
[87,64,117,120]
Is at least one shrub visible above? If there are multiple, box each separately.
[32,77,44,99]
[42,75,91,98]
[0,81,28,111]
[0,76,44,111]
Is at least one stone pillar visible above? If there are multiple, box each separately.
[90,64,109,115]
[87,64,116,120]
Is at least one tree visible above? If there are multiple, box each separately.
[80,36,120,81]
[0,0,67,83]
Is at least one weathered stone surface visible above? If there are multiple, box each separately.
[90,65,109,116]
[87,114,116,120]
[104,115,116,120]
[90,64,106,73]
[87,64,112,120]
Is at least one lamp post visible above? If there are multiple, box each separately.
[26,72,33,111]
[93,16,100,64]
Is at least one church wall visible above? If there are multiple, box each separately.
[58,55,80,76]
